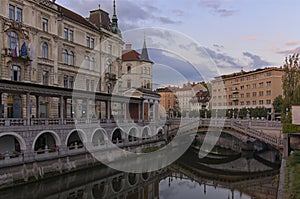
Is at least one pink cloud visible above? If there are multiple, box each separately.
[285,41,300,46]
[277,47,300,54]
[243,37,257,41]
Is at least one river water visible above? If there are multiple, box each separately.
[0,133,281,199]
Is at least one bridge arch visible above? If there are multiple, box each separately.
[142,126,151,140]
[0,132,26,152]
[110,175,125,193]
[111,128,125,144]
[65,129,87,149]
[156,127,164,139]
[91,128,108,146]
[127,173,138,186]
[32,130,61,151]
[127,127,139,142]
[91,181,108,199]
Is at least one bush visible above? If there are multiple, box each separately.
[283,123,300,133]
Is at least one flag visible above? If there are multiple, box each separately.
[14,42,19,57]
[20,42,27,57]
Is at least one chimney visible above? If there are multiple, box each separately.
[125,44,132,50]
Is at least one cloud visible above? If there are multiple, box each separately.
[285,41,300,46]
[157,17,181,24]
[243,52,272,67]
[243,37,257,41]
[199,0,238,17]
[277,47,300,55]
[172,9,184,16]
[56,0,181,31]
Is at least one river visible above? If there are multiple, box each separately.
[0,133,281,199]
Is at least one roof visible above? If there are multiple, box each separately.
[89,9,111,31]
[58,5,98,30]
[122,50,141,61]
[136,88,161,97]
[214,67,284,80]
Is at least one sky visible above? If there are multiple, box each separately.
[56,0,300,85]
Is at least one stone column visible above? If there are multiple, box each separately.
[26,93,30,124]
[64,97,68,118]
[35,95,40,118]
[106,101,111,120]
[86,99,90,120]
[60,96,64,121]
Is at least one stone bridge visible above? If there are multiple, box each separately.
[168,118,284,149]
[0,118,168,168]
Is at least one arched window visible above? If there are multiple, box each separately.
[42,42,48,59]
[8,31,19,50]
[106,58,111,73]
[63,49,68,64]
[127,66,131,74]
[69,51,74,66]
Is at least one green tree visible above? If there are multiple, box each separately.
[273,95,283,115]
[282,53,300,123]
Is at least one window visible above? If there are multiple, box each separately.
[63,76,68,88]
[240,85,244,90]
[91,80,95,91]
[259,82,264,88]
[106,59,111,73]
[266,71,272,76]
[86,79,90,91]
[127,80,131,88]
[259,100,264,105]
[11,66,21,81]
[64,28,68,40]
[252,100,256,105]
[108,44,112,55]
[240,94,244,98]
[246,101,250,105]
[252,92,257,97]
[9,5,15,20]
[266,90,271,96]
[63,50,68,64]
[86,36,90,48]
[16,8,22,22]
[42,42,48,59]
[69,51,74,66]
[259,91,264,96]
[127,66,131,74]
[267,81,271,86]
[69,77,74,89]
[246,93,250,98]
[90,57,95,70]
[252,84,256,88]
[42,18,48,32]
[42,71,49,85]
[8,31,19,50]
[91,38,94,49]
[246,84,250,89]
[253,75,256,80]
[267,100,271,105]
[69,30,73,42]
[85,56,90,68]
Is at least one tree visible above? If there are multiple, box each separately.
[273,95,283,114]
[282,53,300,123]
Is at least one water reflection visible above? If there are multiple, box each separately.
[0,133,280,199]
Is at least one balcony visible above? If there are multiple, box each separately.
[2,48,31,65]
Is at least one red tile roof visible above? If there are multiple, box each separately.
[122,50,141,61]
[89,10,111,31]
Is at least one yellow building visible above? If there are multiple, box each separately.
[0,0,122,119]
[211,67,284,118]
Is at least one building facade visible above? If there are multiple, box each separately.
[210,67,284,117]
[0,0,123,119]
[156,86,179,118]
[176,82,209,113]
